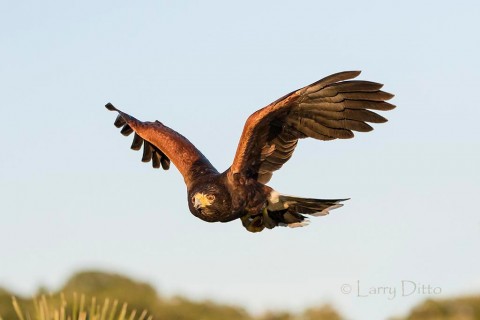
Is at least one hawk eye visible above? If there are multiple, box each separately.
[207,195,215,201]
[191,196,195,203]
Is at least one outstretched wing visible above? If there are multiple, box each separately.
[105,103,217,186]
[229,71,395,183]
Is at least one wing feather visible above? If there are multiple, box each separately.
[120,124,133,136]
[114,115,126,128]
[130,133,143,150]
[141,140,153,162]
[105,103,217,186]
[151,150,161,168]
[229,71,395,183]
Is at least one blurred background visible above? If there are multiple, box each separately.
[1,1,479,319]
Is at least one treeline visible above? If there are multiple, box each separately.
[403,296,480,320]
[1,271,480,320]
[0,271,341,320]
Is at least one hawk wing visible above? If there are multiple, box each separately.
[229,71,395,183]
[105,103,217,186]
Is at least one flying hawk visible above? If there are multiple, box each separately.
[105,71,394,232]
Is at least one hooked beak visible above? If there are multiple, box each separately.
[194,197,202,209]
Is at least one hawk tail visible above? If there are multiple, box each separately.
[274,195,348,218]
[241,194,348,232]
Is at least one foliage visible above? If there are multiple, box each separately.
[301,305,343,320]
[258,305,343,320]
[0,271,258,320]
[3,271,480,319]
[9,294,151,320]
[403,296,480,320]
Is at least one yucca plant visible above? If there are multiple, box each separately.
[6,293,152,320]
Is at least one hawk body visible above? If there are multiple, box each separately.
[105,71,395,232]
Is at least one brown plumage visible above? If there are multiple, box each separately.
[105,71,395,232]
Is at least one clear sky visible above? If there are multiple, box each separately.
[1,1,479,319]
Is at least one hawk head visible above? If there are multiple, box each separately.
[188,183,233,222]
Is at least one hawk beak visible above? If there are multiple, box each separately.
[194,197,202,209]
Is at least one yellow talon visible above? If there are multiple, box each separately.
[241,213,265,233]
[262,207,276,229]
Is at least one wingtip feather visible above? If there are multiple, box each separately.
[334,70,361,77]
[105,102,117,111]
[305,71,363,95]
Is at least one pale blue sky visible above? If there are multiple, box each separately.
[1,1,479,319]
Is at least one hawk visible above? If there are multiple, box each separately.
[105,71,395,232]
